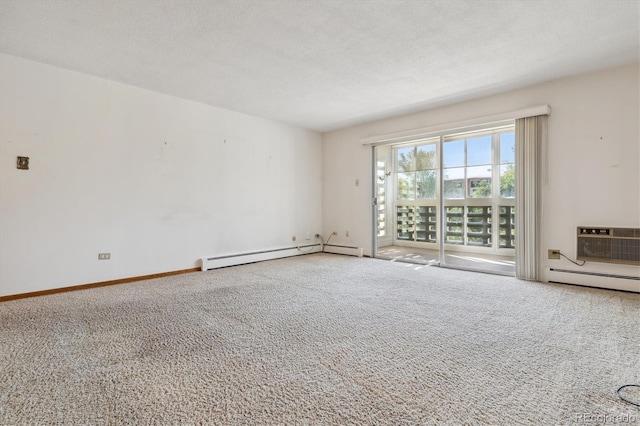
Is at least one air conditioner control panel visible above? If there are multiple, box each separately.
[578,227,610,235]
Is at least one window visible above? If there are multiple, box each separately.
[396,141,437,200]
[394,138,438,243]
[443,134,493,199]
[442,127,514,248]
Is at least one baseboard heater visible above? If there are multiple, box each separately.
[547,268,640,293]
[323,244,364,257]
[200,243,364,271]
[200,245,321,271]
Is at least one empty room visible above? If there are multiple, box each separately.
[1,0,639,424]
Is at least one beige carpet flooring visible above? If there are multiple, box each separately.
[1,253,639,425]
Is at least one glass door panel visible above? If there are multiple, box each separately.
[375,139,440,264]
[441,128,516,274]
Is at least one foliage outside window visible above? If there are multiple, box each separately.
[396,141,437,200]
[499,132,515,198]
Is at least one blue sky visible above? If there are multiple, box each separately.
[398,131,515,176]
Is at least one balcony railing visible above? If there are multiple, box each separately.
[499,206,515,248]
[397,206,437,242]
[397,205,515,249]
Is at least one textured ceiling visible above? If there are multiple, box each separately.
[1,0,638,132]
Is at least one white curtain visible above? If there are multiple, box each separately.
[515,115,547,281]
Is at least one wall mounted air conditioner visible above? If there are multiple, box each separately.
[576,227,640,265]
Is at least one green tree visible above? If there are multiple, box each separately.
[500,164,515,197]
[397,151,413,172]
[397,147,436,199]
[416,170,436,199]
[471,179,492,198]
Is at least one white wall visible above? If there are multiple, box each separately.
[0,54,322,297]
[323,64,640,285]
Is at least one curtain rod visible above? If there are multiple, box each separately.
[361,105,551,146]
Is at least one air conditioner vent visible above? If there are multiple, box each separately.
[577,227,640,265]
[612,228,639,238]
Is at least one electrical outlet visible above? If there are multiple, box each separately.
[548,249,560,260]
[16,156,29,170]
[98,253,111,260]
[346,230,349,237]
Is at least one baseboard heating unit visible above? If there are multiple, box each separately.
[201,245,321,271]
[323,244,364,257]
[200,244,364,271]
[547,268,640,293]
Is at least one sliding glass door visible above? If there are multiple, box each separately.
[373,123,516,275]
